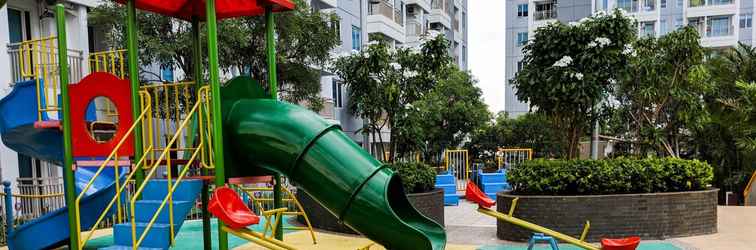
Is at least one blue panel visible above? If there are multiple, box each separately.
[0,79,48,134]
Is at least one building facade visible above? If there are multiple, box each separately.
[505,0,753,117]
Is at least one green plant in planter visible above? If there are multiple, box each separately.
[508,157,714,195]
[388,162,437,194]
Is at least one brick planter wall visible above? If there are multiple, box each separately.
[496,189,718,242]
[297,188,445,234]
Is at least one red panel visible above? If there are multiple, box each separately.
[69,72,135,157]
[112,0,295,21]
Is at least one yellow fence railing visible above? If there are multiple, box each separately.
[744,170,756,205]
[239,185,317,244]
[75,91,154,250]
[496,148,533,169]
[128,86,212,249]
[444,149,469,191]
[89,49,126,78]
[17,36,61,121]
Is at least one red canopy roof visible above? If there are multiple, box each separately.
[113,0,295,21]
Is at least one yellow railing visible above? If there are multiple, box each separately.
[140,82,199,158]
[239,186,317,244]
[497,148,533,168]
[744,170,756,205]
[89,49,126,78]
[16,37,61,121]
[75,91,154,250]
[444,149,469,191]
[128,86,211,249]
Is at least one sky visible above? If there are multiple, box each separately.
[468,0,507,113]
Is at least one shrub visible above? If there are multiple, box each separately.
[388,162,437,194]
[508,157,714,195]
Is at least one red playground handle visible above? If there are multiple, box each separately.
[601,236,641,250]
[465,180,495,208]
[208,186,260,229]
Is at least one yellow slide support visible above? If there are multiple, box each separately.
[240,186,318,244]
[476,198,600,250]
[220,208,297,250]
[744,169,756,205]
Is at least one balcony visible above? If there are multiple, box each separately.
[406,0,432,11]
[369,0,403,25]
[310,0,337,9]
[453,18,460,31]
[534,1,557,21]
[689,0,733,8]
[407,20,425,37]
[689,16,737,47]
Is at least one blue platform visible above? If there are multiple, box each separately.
[106,179,203,250]
[435,173,459,205]
[477,169,511,199]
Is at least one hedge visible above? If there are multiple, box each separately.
[508,157,714,195]
[388,162,437,194]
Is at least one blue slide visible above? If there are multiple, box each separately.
[0,80,122,250]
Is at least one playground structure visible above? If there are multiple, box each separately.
[497,148,533,169]
[466,181,640,250]
[445,149,470,191]
[0,0,446,250]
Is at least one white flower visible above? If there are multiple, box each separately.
[569,21,579,26]
[578,17,590,24]
[595,37,611,47]
[593,10,607,17]
[622,44,636,56]
[369,73,380,81]
[366,40,379,46]
[404,70,419,78]
[351,49,360,55]
[587,41,598,48]
[404,103,414,109]
[390,62,402,71]
[608,78,617,84]
[571,72,584,80]
[552,56,573,67]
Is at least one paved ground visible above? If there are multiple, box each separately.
[671,206,756,250]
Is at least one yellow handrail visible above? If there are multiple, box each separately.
[240,186,317,244]
[444,149,469,190]
[75,91,154,249]
[744,170,756,205]
[89,49,127,78]
[497,148,533,168]
[128,86,211,249]
[17,36,61,121]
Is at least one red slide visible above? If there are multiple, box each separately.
[465,181,495,208]
[601,236,641,250]
[208,186,260,229]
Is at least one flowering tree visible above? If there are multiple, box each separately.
[511,9,636,158]
[331,34,452,162]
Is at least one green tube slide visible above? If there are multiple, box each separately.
[220,77,446,250]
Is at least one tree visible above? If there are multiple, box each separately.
[401,69,490,164]
[614,26,709,157]
[512,10,636,158]
[331,34,452,162]
[88,0,340,109]
[695,43,756,198]
[467,112,562,162]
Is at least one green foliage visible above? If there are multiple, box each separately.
[387,162,437,193]
[512,10,636,158]
[467,112,562,161]
[612,26,709,157]
[88,0,340,110]
[332,35,474,162]
[398,70,491,164]
[508,158,714,195]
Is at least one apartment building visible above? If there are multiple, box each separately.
[505,0,753,117]
[312,0,468,155]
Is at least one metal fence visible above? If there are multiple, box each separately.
[6,40,85,85]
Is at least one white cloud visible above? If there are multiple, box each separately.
[468,0,507,113]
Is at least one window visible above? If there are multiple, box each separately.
[462,45,467,63]
[618,0,634,12]
[516,60,524,72]
[741,14,753,29]
[7,8,31,44]
[462,12,466,29]
[708,16,732,37]
[517,4,528,17]
[709,0,733,5]
[640,21,656,37]
[516,32,528,46]
[161,66,174,82]
[332,80,343,108]
[660,19,668,35]
[331,19,341,42]
[661,0,667,8]
[677,0,683,8]
[352,25,361,51]
[675,17,684,29]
